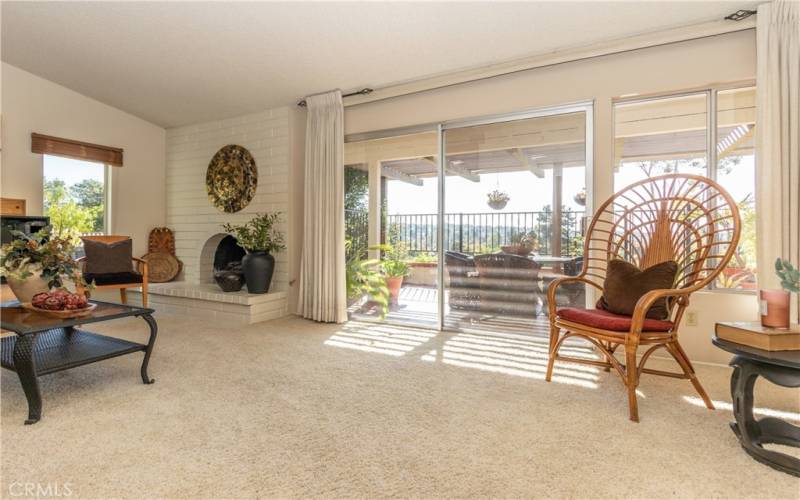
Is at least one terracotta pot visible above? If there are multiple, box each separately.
[6,270,50,303]
[760,289,791,329]
[385,276,404,303]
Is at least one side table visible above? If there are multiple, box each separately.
[712,334,800,477]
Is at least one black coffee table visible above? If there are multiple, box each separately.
[712,335,800,477]
[1,300,157,424]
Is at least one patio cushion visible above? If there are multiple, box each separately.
[557,307,674,332]
[84,271,143,286]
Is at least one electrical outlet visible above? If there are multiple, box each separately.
[686,311,698,327]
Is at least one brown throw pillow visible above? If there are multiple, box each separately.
[597,259,678,320]
[81,238,134,275]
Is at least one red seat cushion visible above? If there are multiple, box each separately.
[557,307,674,332]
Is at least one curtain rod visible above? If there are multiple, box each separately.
[297,88,373,107]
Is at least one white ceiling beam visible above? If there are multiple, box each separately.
[422,157,480,182]
[511,148,545,178]
[381,165,423,186]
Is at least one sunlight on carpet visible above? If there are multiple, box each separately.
[683,396,800,422]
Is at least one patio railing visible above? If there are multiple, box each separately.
[345,209,585,258]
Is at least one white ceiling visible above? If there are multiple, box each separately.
[2,1,758,128]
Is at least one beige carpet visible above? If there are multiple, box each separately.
[1,313,798,499]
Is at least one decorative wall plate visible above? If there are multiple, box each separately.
[206,145,257,213]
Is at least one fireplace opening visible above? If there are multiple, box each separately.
[211,235,246,291]
[214,235,245,272]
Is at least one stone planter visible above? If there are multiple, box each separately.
[6,267,50,303]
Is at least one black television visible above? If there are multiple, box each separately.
[1,215,50,245]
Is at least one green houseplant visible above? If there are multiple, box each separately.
[222,213,286,294]
[380,238,410,304]
[760,258,800,328]
[345,240,389,318]
[501,230,538,256]
[0,228,87,302]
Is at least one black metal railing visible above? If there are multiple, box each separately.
[345,209,585,257]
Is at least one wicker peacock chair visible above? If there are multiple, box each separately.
[545,174,741,421]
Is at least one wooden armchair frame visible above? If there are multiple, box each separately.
[545,174,741,421]
[76,235,148,307]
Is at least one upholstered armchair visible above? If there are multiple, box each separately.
[545,174,741,421]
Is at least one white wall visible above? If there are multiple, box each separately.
[165,107,292,308]
[343,30,759,365]
[0,63,166,257]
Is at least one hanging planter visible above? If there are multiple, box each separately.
[573,188,587,206]
[487,189,510,210]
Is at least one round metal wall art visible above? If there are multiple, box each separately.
[206,145,258,213]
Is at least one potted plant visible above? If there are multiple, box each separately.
[346,240,389,318]
[762,258,800,328]
[0,228,87,303]
[501,230,538,256]
[573,188,587,206]
[379,238,410,304]
[222,213,286,294]
[487,189,510,210]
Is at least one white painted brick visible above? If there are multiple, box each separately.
[164,105,290,320]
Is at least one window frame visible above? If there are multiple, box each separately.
[612,81,757,294]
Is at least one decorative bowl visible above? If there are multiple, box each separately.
[22,302,97,319]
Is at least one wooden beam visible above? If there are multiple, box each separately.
[422,156,480,182]
[717,124,754,160]
[511,148,544,178]
[381,165,423,186]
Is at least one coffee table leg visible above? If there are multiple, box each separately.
[730,356,800,477]
[140,313,157,384]
[13,333,42,425]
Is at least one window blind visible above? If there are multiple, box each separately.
[31,133,123,167]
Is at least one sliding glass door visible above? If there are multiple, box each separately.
[344,129,440,327]
[343,102,592,332]
[441,106,591,332]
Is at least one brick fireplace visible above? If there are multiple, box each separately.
[130,107,292,324]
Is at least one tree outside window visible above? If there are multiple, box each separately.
[43,156,107,245]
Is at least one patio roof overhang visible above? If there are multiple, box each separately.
[344,93,755,185]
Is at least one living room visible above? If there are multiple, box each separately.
[1,1,798,498]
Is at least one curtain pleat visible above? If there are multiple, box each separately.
[298,90,347,323]
[756,0,800,321]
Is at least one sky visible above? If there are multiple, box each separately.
[43,155,105,186]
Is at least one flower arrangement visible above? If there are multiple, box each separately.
[487,189,510,210]
[222,212,286,253]
[0,229,86,290]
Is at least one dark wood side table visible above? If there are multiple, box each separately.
[712,335,800,477]
[1,301,157,425]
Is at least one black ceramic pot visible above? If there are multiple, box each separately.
[241,251,275,294]
[213,262,245,292]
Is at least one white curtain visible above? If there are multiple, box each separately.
[756,0,800,321]
[298,90,348,323]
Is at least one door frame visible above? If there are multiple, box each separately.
[344,100,595,332]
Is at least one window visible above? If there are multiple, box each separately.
[43,155,110,243]
[614,85,756,291]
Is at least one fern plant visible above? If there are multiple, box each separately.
[775,258,800,293]
[345,240,389,318]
